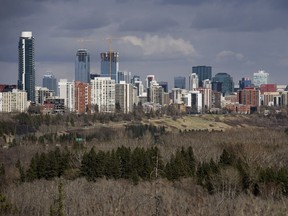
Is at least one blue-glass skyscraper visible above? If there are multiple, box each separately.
[43,74,57,96]
[192,66,212,87]
[101,52,119,83]
[18,31,35,102]
[75,49,90,83]
[174,76,186,89]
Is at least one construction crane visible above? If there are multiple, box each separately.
[77,39,96,49]
[105,37,122,79]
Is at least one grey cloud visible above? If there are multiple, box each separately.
[118,17,178,32]
[190,2,288,32]
[61,15,111,31]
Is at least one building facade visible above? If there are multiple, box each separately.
[189,73,199,91]
[253,70,269,87]
[75,49,90,83]
[192,66,212,87]
[58,79,74,112]
[91,77,115,113]
[100,52,119,83]
[74,81,91,114]
[174,76,186,89]
[43,74,57,95]
[18,31,35,102]
[0,89,28,112]
[212,73,234,96]
[115,82,134,113]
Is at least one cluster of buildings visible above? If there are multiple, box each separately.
[0,31,288,114]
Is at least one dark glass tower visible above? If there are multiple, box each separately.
[192,66,212,87]
[18,31,35,102]
[212,73,234,96]
[100,52,119,83]
[174,76,186,89]
[75,49,90,83]
[43,74,57,96]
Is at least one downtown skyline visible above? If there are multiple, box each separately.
[1,0,288,88]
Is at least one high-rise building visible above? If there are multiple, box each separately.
[58,79,74,112]
[100,52,119,83]
[18,31,35,102]
[253,70,269,87]
[43,74,57,96]
[174,76,186,89]
[115,81,134,113]
[189,73,198,91]
[131,75,140,85]
[212,73,234,96]
[158,81,169,93]
[118,71,131,84]
[192,66,212,87]
[239,77,252,89]
[74,81,91,114]
[146,75,155,102]
[91,77,115,113]
[75,49,90,83]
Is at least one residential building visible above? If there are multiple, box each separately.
[74,81,91,114]
[237,87,260,110]
[18,31,35,102]
[115,81,134,113]
[91,77,115,113]
[0,89,28,112]
[58,79,74,112]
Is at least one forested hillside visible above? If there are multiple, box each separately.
[1,111,288,215]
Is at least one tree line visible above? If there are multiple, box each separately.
[14,146,288,198]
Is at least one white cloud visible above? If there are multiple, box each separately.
[121,34,197,57]
[216,50,244,61]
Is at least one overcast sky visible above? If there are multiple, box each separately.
[1,0,288,88]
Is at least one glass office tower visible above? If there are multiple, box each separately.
[18,31,35,102]
[192,66,212,87]
[100,52,119,83]
[43,74,58,96]
[75,49,90,83]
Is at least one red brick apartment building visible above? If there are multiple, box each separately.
[74,81,91,114]
[237,87,260,112]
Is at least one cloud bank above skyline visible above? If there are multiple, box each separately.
[0,0,288,88]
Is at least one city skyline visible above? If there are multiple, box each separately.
[1,0,288,88]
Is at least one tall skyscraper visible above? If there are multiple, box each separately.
[100,52,119,83]
[75,49,90,83]
[253,70,269,87]
[43,74,57,96]
[192,66,212,87]
[174,76,186,89]
[18,31,35,102]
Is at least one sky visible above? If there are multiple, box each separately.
[1,0,288,89]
